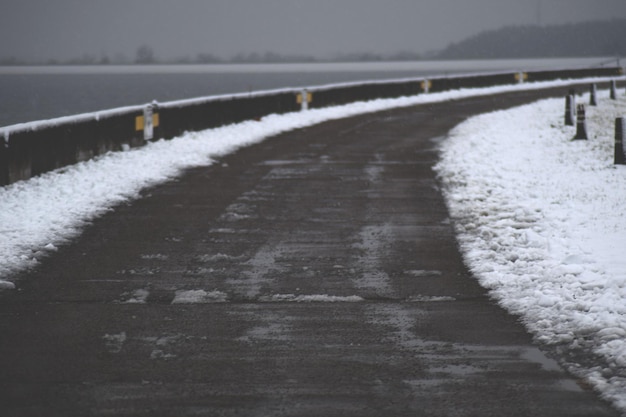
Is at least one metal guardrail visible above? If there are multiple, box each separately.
[0,66,623,186]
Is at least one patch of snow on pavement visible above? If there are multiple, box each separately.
[435,90,626,411]
[171,289,229,304]
[258,294,364,303]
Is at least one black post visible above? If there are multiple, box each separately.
[589,83,597,106]
[0,134,8,186]
[565,95,575,126]
[572,104,588,140]
[610,80,617,100]
[615,117,625,165]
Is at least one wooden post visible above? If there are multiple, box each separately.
[565,95,575,126]
[589,83,597,106]
[0,133,8,186]
[610,80,617,100]
[572,104,588,140]
[615,117,625,165]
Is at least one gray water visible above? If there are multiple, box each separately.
[0,57,617,128]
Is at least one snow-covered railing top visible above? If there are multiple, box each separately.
[0,66,623,186]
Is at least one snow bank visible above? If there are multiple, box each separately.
[436,90,626,411]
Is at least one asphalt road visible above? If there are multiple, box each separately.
[0,86,620,416]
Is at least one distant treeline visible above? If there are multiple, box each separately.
[0,47,423,66]
[436,19,626,59]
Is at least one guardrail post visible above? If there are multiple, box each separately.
[135,102,160,142]
[144,102,158,140]
[589,83,597,106]
[143,104,154,140]
[565,95,575,126]
[296,89,312,111]
[610,80,617,100]
[572,104,588,140]
[615,117,625,165]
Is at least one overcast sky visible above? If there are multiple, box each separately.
[1,0,625,62]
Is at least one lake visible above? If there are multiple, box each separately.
[0,57,618,127]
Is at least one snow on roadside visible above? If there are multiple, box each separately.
[1,74,625,409]
[2,78,613,287]
[435,90,626,411]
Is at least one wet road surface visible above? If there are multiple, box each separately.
[0,87,620,416]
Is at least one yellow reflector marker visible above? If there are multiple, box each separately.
[514,72,528,82]
[296,92,312,104]
[135,115,144,131]
[135,114,159,131]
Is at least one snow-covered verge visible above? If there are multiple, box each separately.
[0,75,625,410]
[435,91,626,412]
[0,77,621,288]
